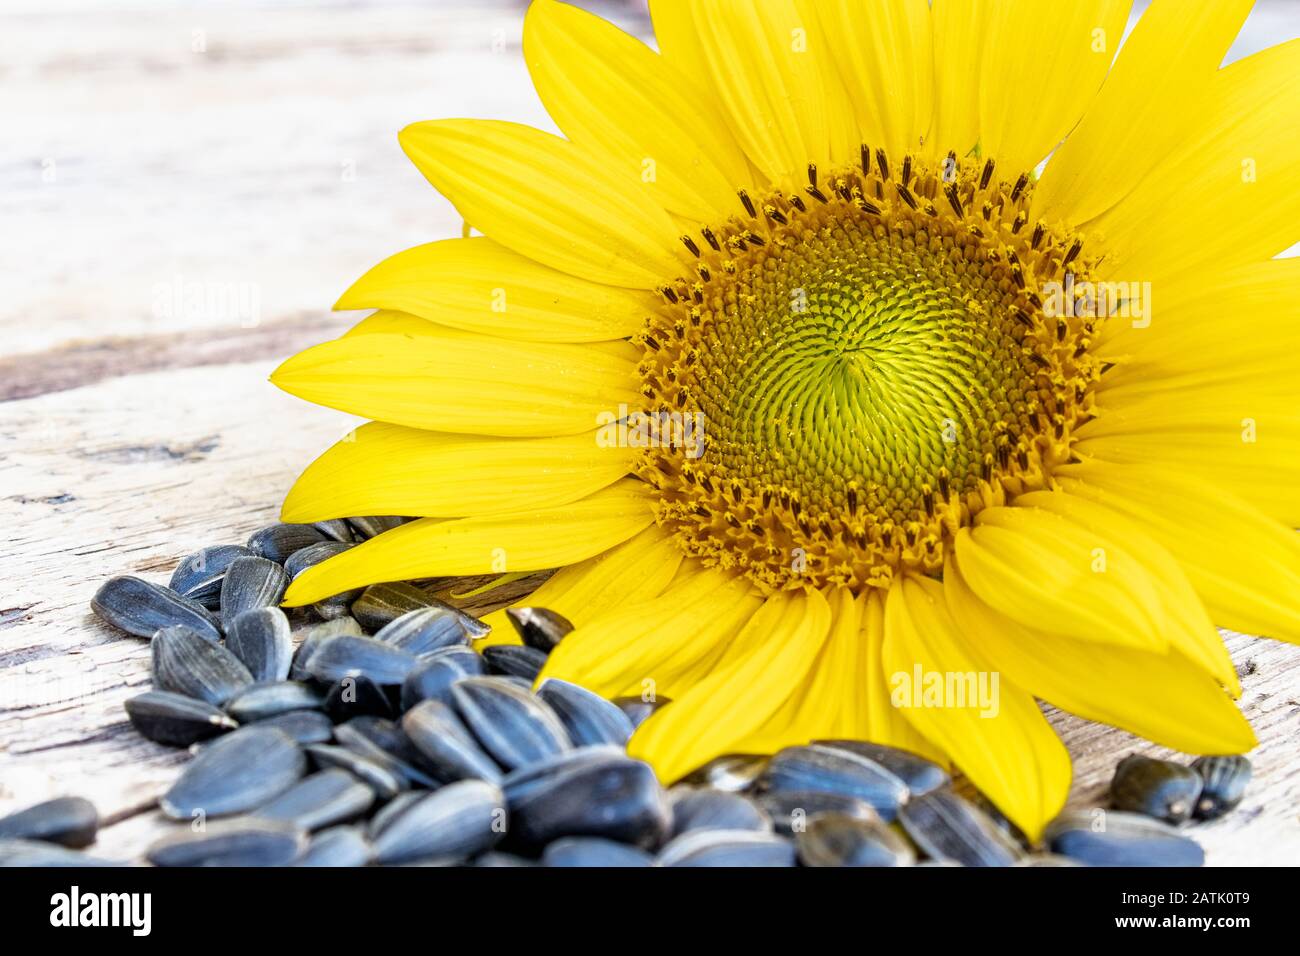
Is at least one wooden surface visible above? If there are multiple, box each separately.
[2,0,1298,866]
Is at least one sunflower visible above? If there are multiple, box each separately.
[271,0,1300,838]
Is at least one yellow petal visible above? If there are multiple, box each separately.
[270,331,641,437]
[928,0,985,159]
[334,238,653,343]
[1079,438,1300,530]
[979,0,1132,175]
[281,422,634,523]
[1009,490,1238,692]
[738,588,949,765]
[399,119,682,288]
[524,0,749,222]
[1087,39,1300,282]
[340,309,640,363]
[1057,460,1300,644]
[727,586,862,752]
[946,559,1255,754]
[1094,257,1300,378]
[283,481,654,605]
[860,590,949,764]
[804,0,932,161]
[1033,0,1251,226]
[539,567,764,700]
[954,505,1169,652]
[1078,386,1300,525]
[884,574,1071,840]
[341,309,442,337]
[657,0,835,183]
[476,526,684,649]
[628,588,832,782]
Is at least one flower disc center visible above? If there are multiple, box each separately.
[636,152,1100,592]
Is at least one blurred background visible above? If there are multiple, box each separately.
[3,0,1297,383]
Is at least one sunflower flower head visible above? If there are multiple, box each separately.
[272,0,1300,839]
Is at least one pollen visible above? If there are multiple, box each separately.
[634,149,1102,593]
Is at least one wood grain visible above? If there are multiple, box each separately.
[2,0,1298,866]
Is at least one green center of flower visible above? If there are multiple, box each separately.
[636,150,1100,593]
[694,213,1038,521]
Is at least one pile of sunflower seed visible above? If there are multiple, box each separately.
[0,518,1251,867]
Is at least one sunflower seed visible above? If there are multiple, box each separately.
[500,745,627,806]
[482,644,548,681]
[813,740,948,797]
[681,752,768,793]
[333,717,439,789]
[669,786,770,836]
[542,837,654,867]
[403,699,503,784]
[375,606,471,657]
[294,825,372,867]
[92,576,222,642]
[147,818,307,867]
[347,516,407,539]
[335,714,417,758]
[757,790,882,835]
[226,607,293,682]
[169,545,254,609]
[657,830,795,867]
[400,646,488,710]
[325,675,396,722]
[313,519,357,543]
[151,624,254,706]
[796,812,915,867]
[899,789,1022,867]
[536,678,634,748]
[255,768,375,831]
[759,745,909,821]
[161,726,305,819]
[371,780,506,865]
[1046,809,1205,866]
[1190,755,1251,821]
[314,590,362,621]
[351,582,437,631]
[367,791,425,839]
[0,839,119,867]
[223,681,324,723]
[971,793,1031,849]
[1111,754,1204,825]
[289,617,363,680]
[220,556,289,629]
[247,523,328,563]
[283,541,353,580]
[505,755,669,853]
[506,606,574,652]
[306,634,420,686]
[0,797,98,848]
[125,690,239,747]
[306,744,406,800]
[252,709,334,745]
[1015,853,1085,867]
[612,695,671,730]
[474,851,537,867]
[452,677,571,771]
